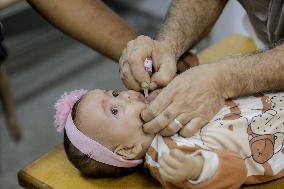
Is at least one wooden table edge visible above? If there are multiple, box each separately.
[17,145,62,189]
[18,169,54,189]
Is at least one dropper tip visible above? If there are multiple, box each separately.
[144,89,149,97]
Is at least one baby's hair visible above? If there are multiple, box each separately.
[63,98,140,177]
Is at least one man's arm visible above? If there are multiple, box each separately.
[158,0,228,61]
[27,0,138,62]
[222,43,284,98]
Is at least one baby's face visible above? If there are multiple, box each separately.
[76,89,153,149]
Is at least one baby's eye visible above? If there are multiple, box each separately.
[111,106,119,118]
[112,90,120,97]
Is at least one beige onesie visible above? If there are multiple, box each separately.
[145,92,284,189]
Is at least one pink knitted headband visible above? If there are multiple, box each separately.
[54,90,143,167]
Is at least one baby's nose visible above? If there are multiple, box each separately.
[119,91,131,101]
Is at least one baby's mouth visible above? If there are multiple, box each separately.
[135,92,146,103]
[145,90,160,104]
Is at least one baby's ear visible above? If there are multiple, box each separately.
[114,144,143,160]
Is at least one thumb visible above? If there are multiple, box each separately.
[150,61,177,90]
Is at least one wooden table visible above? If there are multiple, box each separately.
[18,34,284,189]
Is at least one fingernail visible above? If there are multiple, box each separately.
[149,82,158,90]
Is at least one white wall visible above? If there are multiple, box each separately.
[135,0,251,46]
[136,0,171,18]
[210,0,249,43]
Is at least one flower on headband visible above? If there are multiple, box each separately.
[54,89,88,133]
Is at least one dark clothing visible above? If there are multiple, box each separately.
[239,0,284,45]
[0,23,7,63]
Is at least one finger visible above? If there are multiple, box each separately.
[159,167,176,183]
[123,37,149,89]
[160,152,182,169]
[129,56,150,89]
[119,49,127,67]
[150,61,176,89]
[120,63,141,91]
[170,149,186,162]
[128,37,153,88]
[120,42,139,89]
[179,117,208,137]
[145,89,161,104]
[159,120,182,136]
[143,102,178,134]
[141,87,173,123]
[127,40,135,50]
[149,82,159,91]
[119,55,125,80]
[119,40,134,66]
[159,158,178,176]
[160,112,195,136]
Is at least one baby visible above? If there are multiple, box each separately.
[54,89,284,188]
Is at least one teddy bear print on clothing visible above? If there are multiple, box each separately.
[199,99,252,154]
[210,96,265,128]
[196,93,284,180]
[200,94,284,164]
[248,94,284,164]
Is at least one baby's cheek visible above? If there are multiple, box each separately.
[128,105,145,122]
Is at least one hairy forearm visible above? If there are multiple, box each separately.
[221,44,284,98]
[27,0,138,62]
[158,0,227,61]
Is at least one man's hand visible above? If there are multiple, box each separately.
[119,35,177,91]
[142,63,226,137]
[159,149,204,183]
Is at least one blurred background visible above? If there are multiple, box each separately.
[0,0,249,188]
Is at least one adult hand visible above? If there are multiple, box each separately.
[141,63,227,137]
[119,35,177,91]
